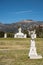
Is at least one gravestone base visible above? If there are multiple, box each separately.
[30,55,42,59]
[29,40,42,59]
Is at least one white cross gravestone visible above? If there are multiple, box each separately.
[28,30,42,59]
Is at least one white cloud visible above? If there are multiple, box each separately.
[8,10,32,15]
[15,10,32,14]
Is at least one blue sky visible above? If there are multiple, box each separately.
[0,0,43,23]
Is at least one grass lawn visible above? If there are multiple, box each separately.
[0,38,43,65]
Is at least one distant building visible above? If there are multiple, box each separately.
[14,27,27,38]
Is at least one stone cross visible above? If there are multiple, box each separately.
[28,30,42,59]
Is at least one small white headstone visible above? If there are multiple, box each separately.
[4,33,7,38]
[24,34,27,38]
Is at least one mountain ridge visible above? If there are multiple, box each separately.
[0,20,43,32]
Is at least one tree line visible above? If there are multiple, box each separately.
[0,25,43,38]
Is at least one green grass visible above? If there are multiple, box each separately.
[0,38,43,65]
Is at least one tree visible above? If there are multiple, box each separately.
[23,29,30,38]
[7,32,14,38]
[36,25,43,38]
[0,31,4,38]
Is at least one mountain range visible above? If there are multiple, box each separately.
[0,20,43,33]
